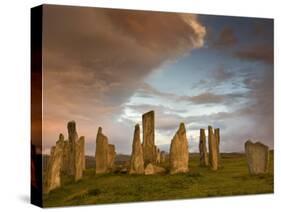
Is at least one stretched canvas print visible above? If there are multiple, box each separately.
[31,4,274,208]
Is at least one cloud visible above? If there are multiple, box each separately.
[125,64,273,153]
[136,82,246,105]
[106,10,206,53]
[184,92,246,105]
[251,20,274,39]
[186,66,273,152]
[231,19,273,65]
[213,27,238,47]
[234,44,273,64]
[121,80,273,153]
[213,65,235,81]
[40,6,273,154]
[42,5,206,154]
[191,65,236,91]
[181,92,223,104]
[135,83,177,99]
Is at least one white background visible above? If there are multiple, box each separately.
[0,0,280,211]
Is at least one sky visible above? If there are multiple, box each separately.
[41,5,273,155]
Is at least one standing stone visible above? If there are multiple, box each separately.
[144,163,166,175]
[107,144,116,171]
[153,145,158,163]
[144,163,154,175]
[44,135,64,193]
[208,126,218,170]
[129,124,144,174]
[60,134,70,174]
[160,151,166,163]
[61,122,86,178]
[75,136,85,181]
[199,129,208,166]
[214,128,221,165]
[245,140,269,175]
[67,121,78,176]
[82,150,86,170]
[142,111,156,165]
[169,123,189,174]
[95,127,109,174]
[166,153,170,162]
[156,148,161,164]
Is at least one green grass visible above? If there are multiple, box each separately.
[43,153,274,207]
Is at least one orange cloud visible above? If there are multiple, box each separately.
[41,5,206,153]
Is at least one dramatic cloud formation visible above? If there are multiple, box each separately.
[181,92,246,104]
[42,5,206,154]
[214,27,238,47]
[234,44,273,64]
[41,5,273,155]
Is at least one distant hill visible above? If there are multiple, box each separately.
[85,154,131,169]
[43,151,274,171]
[43,154,131,171]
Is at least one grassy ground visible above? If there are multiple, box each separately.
[43,153,274,207]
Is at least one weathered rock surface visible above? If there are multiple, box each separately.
[75,136,85,181]
[129,124,144,174]
[44,135,64,193]
[81,144,86,171]
[144,163,154,175]
[169,123,189,174]
[214,128,221,165]
[208,126,218,170]
[156,148,161,164]
[67,121,78,176]
[144,163,166,175]
[199,129,208,166]
[95,127,109,174]
[142,111,156,165]
[245,140,269,175]
[59,134,70,174]
[44,121,86,190]
[107,144,116,171]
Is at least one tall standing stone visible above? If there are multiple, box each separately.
[142,111,156,165]
[129,124,144,174]
[44,135,64,194]
[67,121,78,176]
[199,129,208,166]
[107,144,116,171]
[169,123,189,174]
[245,140,269,175]
[75,136,85,181]
[59,134,70,174]
[214,128,221,165]
[208,126,218,170]
[95,127,109,174]
[83,150,86,170]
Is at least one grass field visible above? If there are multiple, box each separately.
[43,152,274,207]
